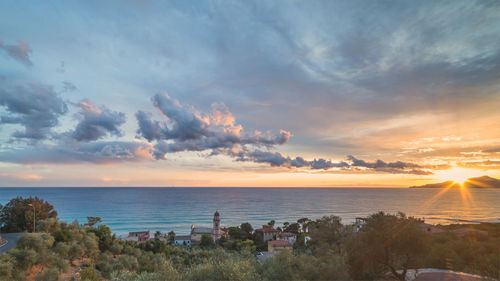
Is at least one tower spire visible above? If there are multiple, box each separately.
[213,210,221,242]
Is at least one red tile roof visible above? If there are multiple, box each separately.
[257,225,278,233]
[268,240,292,246]
[280,232,295,237]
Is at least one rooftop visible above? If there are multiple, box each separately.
[268,240,292,246]
[257,225,279,233]
[191,227,212,234]
[174,235,191,240]
[280,232,295,237]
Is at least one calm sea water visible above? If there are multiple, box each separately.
[1,187,499,235]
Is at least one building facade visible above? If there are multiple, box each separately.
[279,232,297,244]
[268,239,293,252]
[174,235,191,246]
[256,225,278,242]
[190,211,226,245]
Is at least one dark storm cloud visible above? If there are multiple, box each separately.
[72,99,126,142]
[0,83,68,140]
[0,39,33,66]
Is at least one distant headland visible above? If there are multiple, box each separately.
[410,175,500,188]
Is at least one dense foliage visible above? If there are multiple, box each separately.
[0,198,499,281]
[0,197,57,233]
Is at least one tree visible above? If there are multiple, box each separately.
[0,197,57,233]
[85,216,102,227]
[68,243,84,263]
[347,212,427,280]
[87,225,112,251]
[200,234,215,248]
[154,230,162,241]
[110,242,124,256]
[284,223,300,234]
[297,218,310,232]
[53,229,71,242]
[241,222,253,240]
[308,215,347,254]
[182,253,258,281]
[9,248,39,271]
[36,267,60,281]
[267,220,275,227]
[228,226,245,240]
[167,231,175,244]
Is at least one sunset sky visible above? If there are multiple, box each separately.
[0,0,499,187]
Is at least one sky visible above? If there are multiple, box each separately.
[0,0,499,187]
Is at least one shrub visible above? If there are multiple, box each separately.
[36,267,60,281]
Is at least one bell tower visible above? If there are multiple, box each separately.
[213,210,221,241]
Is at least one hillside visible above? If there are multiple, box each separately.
[410,176,500,188]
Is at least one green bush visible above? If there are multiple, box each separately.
[36,267,60,281]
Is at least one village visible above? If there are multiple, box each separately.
[118,211,303,259]
[118,211,490,262]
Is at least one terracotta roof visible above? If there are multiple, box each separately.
[280,232,295,237]
[257,225,279,233]
[268,240,292,246]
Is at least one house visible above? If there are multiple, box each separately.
[119,231,150,243]
[190,226,213,245]
[354,217,367,232]
[279,232,296,244]
[268,239,293,252]
[174,235,191,246]
[256,225,279,241]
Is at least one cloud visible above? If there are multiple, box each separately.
[347,155,421,169]
[133,94,430,174]
[234,150,349,170]
[136,93,291,159]
[0,83,68,140]
[346,155,431,175]
[0,141,153,165]
[61,81,76,92]
[0,39,32,66]
[235,151,428,174]
[72,99,126,142]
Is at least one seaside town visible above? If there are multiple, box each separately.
[117,211,300,259]
[116,211,491,263]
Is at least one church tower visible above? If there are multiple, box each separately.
[213,211,221,241]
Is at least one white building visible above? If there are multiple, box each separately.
[279,232,296,244]
[174,235,191,246]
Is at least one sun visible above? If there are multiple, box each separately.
[435,167,483,185]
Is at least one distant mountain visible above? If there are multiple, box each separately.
[410,176,500,188]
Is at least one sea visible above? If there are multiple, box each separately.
[1,187,499,235]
